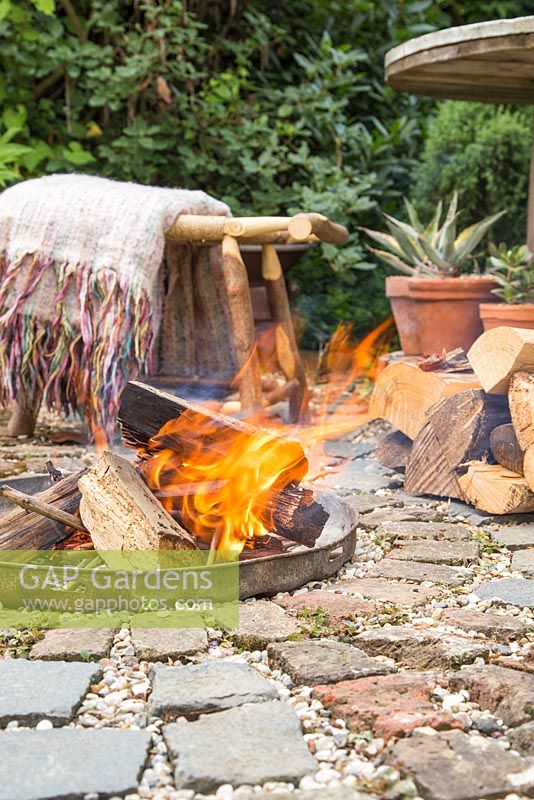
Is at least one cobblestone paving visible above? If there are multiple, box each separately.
[0,430,533,800]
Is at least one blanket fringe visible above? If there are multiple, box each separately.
[0,253,154,441]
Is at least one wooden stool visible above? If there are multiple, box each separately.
[8,212,348,435]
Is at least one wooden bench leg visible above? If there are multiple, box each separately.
[262,245,309,422]
[7,393,42,437]
[221,235,263,414]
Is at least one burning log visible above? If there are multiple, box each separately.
[458,462,534,514]
[0,471,85,549]
[404,390,510,499]
[468,326,534,394]
[78,452,197,551]
[118,381,312,552]
[369,361,481,439]
[118,381,307,468]
[374,430,412,473]
[509,371,534,451]
[490,424,524,474]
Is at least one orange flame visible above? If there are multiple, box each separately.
[141,318,393,554]
[141,410,307,553]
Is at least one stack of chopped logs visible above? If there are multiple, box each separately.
[0,382,326,557]
[370,326,534,515]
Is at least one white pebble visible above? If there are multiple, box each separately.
[35,719,53,730]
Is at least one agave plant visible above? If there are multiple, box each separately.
[361,193,506,277]
[487,243,534,304]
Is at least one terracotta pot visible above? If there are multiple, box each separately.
[385,276,421,355]
[479,302,534,331]
[407,276,498,355]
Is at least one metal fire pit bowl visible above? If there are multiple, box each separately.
[239,484,358,598]
[0,475,358,601]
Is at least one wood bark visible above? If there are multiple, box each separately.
[404,390,510,499]
[509,371,534,450]
[490,424,524,474]
[369,361,481,439]
[374,430,412,473]
[262,244,309,422]
[458,462,534,515]
[221,235,262,413]
[0,471,84,550]
[78,452,197,552]
[468,326,534,394]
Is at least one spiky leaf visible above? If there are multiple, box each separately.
[359,227,405,257]
[365,246,416,275]
[454,210,507,262]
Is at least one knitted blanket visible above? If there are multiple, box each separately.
[0,174,230,438]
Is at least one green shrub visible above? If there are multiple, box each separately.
[412,101,532,245]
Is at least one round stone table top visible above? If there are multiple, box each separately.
[385,16,534,104]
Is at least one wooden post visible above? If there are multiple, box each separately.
[7,393,42,437]
[221,235,262,414]
[262,244,309,422]
[528,116,534,254]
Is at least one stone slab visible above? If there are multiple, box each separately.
[358,507,440,529]
[508,721,534,756]
[341,494,399,514]
[274,590,376,623]
[367,559,470,586]
[328,577,437,608]
[318,459,399,493]
[475,577,534,608]
[164,700,317,792]
[493,523,534,550]
[446,500,495,526]
[314,673,463,742]
[0,659,100,726]
[441,608,533,642]
[387,540,479,566]
[267,639,395,685]
[229,600,301,648]
[131,627,208,661]
[381,521,473,541]
[449,664,534,727]
[354,625,489,669]
[512,548,534,576]
[324,440,375,459]
[386,729,534,800]
[148,659,277,720]
[29,628,115,661]
[0,728,151,800]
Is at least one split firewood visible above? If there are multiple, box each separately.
[458,462,534,515]
[490,424,524,475]
[509,371,534,450]
[468,326,534,394]
[78,452,198,552]
[374,430,412,473]
[522,444,534,494]
[369,361,481,439]
[0,485,88,533]
[404,390,510,499]
[0,471,85,550]
[118,382,316,544]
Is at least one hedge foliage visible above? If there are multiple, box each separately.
[0,0,531,345]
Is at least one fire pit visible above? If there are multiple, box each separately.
[0,382,358,600]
